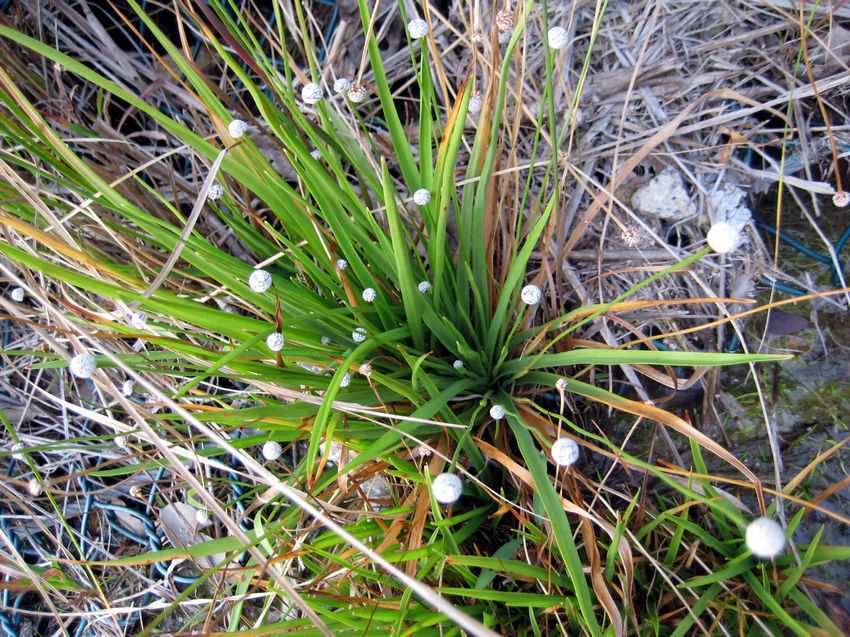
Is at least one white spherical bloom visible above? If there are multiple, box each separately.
[340,371,352,387]
[432,472,462,504]
[706,221,742,254]
[121,380,135,396]
[333,78,351,94]
[413,188,431,206]
[495,9,514,31]
[11,443,24,461]
[266,332,285,352]
[407,17,429,40]
[195,508,210,526]
[417,280,432,294]
[27,478,42,497]
[336,258,348,270]
[10,287,24,303]
[489,404,506,420]
[301,82,323,105]
[262,440,283,461]
[347,83,368,103]
[69,353,97,379]
[452,359,464,370]
[228,119,249,139]
[468,94,482,114]
[362,287,377,303]
[555,377,568,392]
[321,335,332,345]
[129,311,147,329]
[358,362,372,377]
[208,183,224,200]
[352,327,367,343]
[551,437,580,467]
[745,517,786,559]
[547,26,569,50]
[520,284,542,305]
[248,269,272,293]
[833,191,850,208]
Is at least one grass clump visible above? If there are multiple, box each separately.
[0,1,848,636]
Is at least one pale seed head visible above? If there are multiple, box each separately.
[262,440,283,461]
[547,26,568,49]
[407,17,429,40]
[432,472,463,504]
[248,269,272,293]
[301,82,323,105]
[69,353,97,379]
[227,119,249,139]
[551,437,580,467]
[413,188,431,206]
[745,517,786,559]
[520,284,542,305]
[266,332,285,352]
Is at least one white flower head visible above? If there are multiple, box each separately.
[417,280,432,294]
[707,221,745,254]
[362,287,377,303]
[336,258,348,271]
[707,185,751,254]
[520,284,542,305]
[432,472,462,504]
[195,508,210,526]
[69,353,97,379]
[833,191,850,208]
[352,327,367,343]
[547,26,568,50]
[745,517,786,559]
[347,83,368,103]
[27,478,42,498]
[10,287,24,303]
[452,359,464,370]
[489,404,506,420]
[555,377,568,392]
[262,440,283,461]
[266,332,285,352]
[248,269,272,293]
[340,371,352,387]
[495,9,514,31]
[407,17,429,40]
[301,82,323,105]
[11,442,24,461]
[129,311,147,329]
[468,93,482,115]
[551,437,580,467]
[228,119,249,139]
[121,380,135,396]
[333,78,351,94]
[321,335,332,345]
[208,183,224,200]
[358,362,373,377]
[413,188,431,206]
